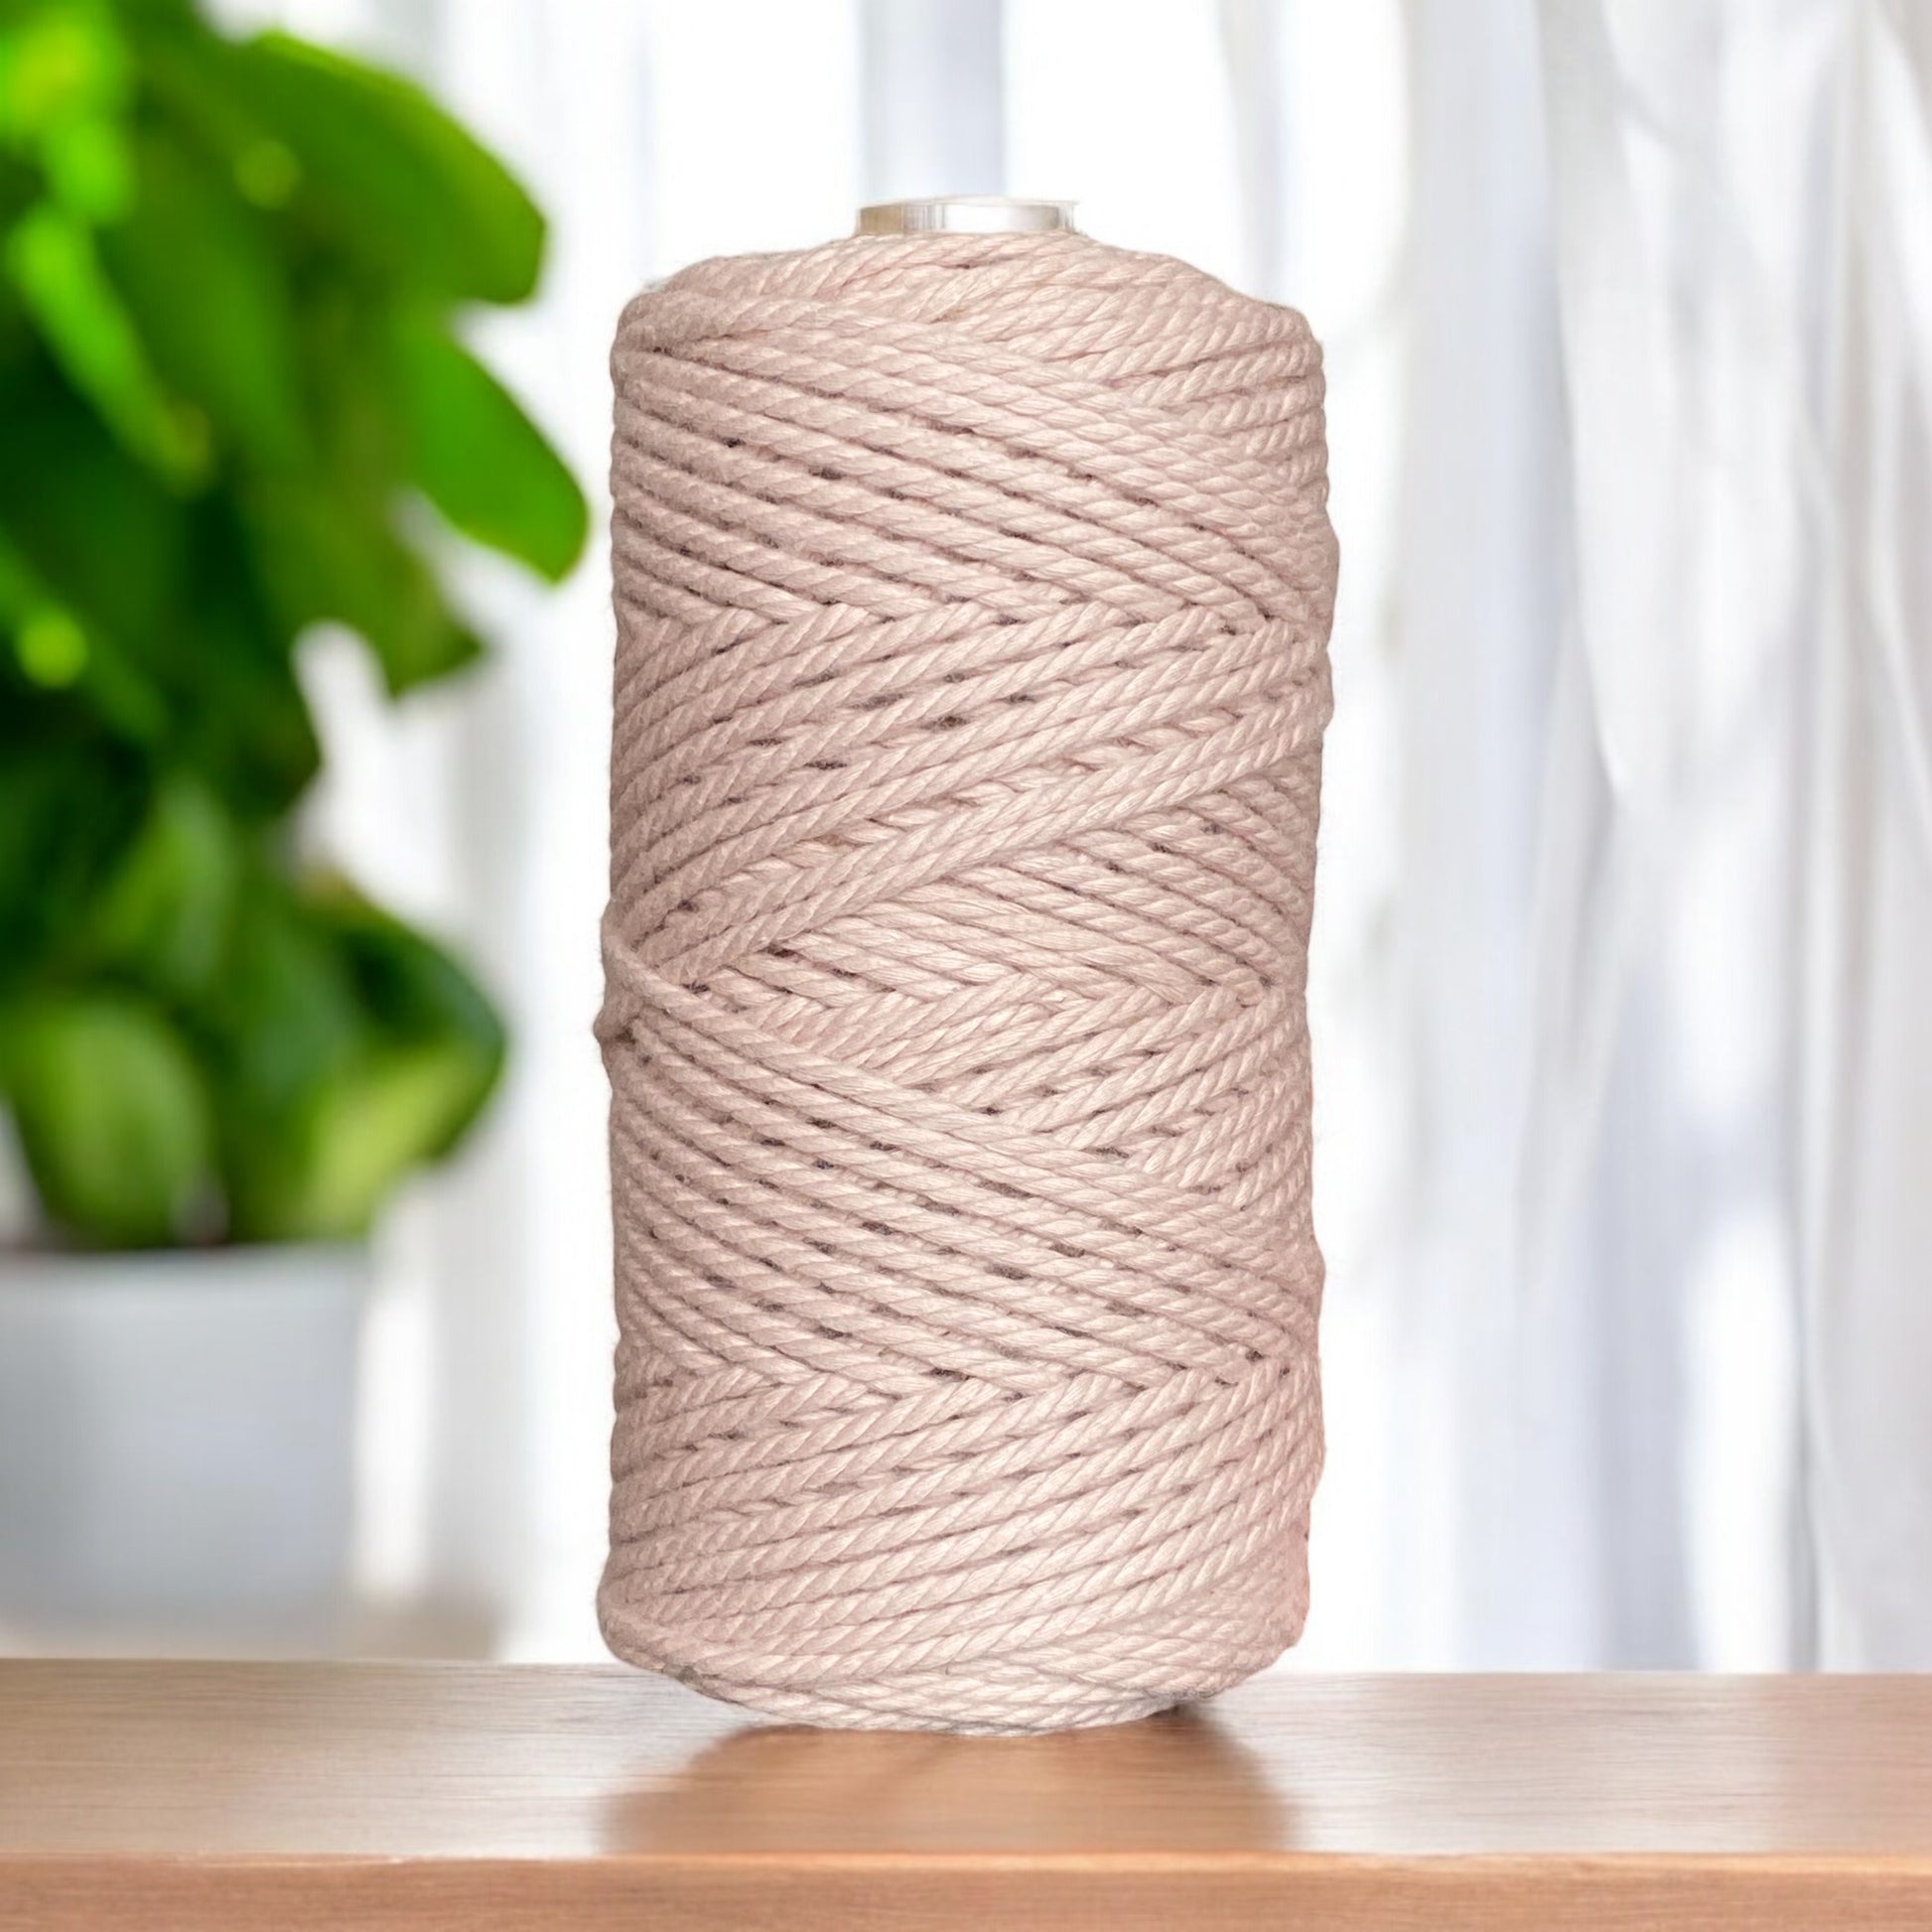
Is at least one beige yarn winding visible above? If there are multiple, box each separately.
[599,228,1337,1734]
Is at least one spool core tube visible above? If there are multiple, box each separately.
[857,197,1078,235]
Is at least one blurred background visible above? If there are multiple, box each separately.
[2,0,1928,1674]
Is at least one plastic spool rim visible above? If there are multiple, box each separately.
[857,197,1079,236]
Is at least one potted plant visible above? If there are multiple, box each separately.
[0,0,585,1636]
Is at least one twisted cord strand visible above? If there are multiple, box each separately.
[601,229,1337,1732]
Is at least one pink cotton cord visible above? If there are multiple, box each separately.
[599,228,1337,1734]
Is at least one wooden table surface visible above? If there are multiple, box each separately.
[3,1664,1930,1930]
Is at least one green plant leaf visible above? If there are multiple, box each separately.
[228,31,544,304]
[0,146,38,234]
[0,989,213,1246]
[0,523,87,689]
[0,708,145,998]
[247,473,482,692]
[0,509,171,748]
[0,424,316,802]
[87,768,237,994]
[151,497,318,812]
[242,281,484,692]
[207,879,503,1241]
[201,870,359,1239]
[130,18,301,212]
[389,315,586,581]
[0,4,130,150]
[40,109,132,220]
[207,869,356,1108]
[289,1040,489,1240]
[0,386,194,741]
[283,901,503,1238]
[326,891,506,1161]
[0,380,183,632]
[99,130,302,463]
[4,200,205,480]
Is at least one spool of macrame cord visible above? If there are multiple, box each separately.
[599,198,1338,1733]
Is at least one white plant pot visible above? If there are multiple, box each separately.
[0,1242,368,1641]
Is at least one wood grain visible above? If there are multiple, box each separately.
[2,1664,1929,1929]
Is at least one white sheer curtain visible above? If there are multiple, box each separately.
[245,0,1932,1669]
[1787,0,1932,1669]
